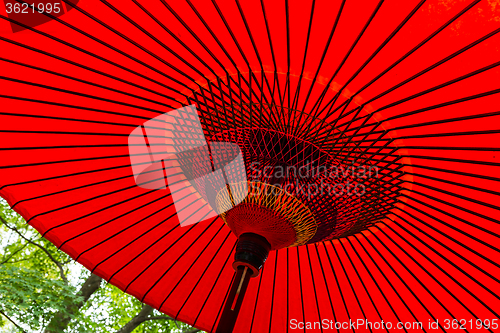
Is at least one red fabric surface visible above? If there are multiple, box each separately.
[1,1,499,332]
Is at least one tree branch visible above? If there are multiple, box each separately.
[0,216,68,283]
[0,309,27,333]
[115,304,155,333]
[183,328,201,333]
[44,273,102,333]
[116,304,201,333]
[0,243,29,265]
[143,315,173,321]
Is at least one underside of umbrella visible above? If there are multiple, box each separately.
[1,0,499,332]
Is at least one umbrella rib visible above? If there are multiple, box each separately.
[396,197,500,266]
[346,237,424,329]
[321,33,500,143]
[37,174,187,236]
[258,0,286,131]
[366,229,465,330]
[303,0,425,139]
[0,111,165,130]
[71,0,214,93]
[0,14,195,100]
[0,57,177,109]
[0,38,184,102]
[248,261,266,333]
[175,233,234,320]
[268,251,278,333]
[297,0,385,137]
[313,0,482,124]
[209,0,268,105]
[331,243,374,333]
[357,234,446,332]
[77,200,175,264]
[131,213,218,298]
[193,241,237,327]
[0,76,168,114]
[156,222,227,308]
[296,247,307,333]
[0,94,161,122]
[337,241,392,333]
[312,246,338,330]
[320,243,355,333]
[375,224,498,325]
[290,0,317,112]
[158,1,257,108]
[387,220,500,295]
[301,0,347,116]
[211,270,237,333]
[109,215,209,288]
[305,246,326,333]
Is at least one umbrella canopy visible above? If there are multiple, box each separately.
[1,0,499,332]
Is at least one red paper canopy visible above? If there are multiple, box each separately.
[1,0,499,332]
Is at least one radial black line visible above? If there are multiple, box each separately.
[345,237,424,332]
[296,247,307,333]
[297,0,385,137]
[207,0,270,107]
[354,233,446,333]
[0,36,182,104]
[147,218,226,305]
[37,174,189,237]
[268,250,279,333]
[312,246,339,332]
[330,244,374,333]
[0,110,167,131]
[290,0,316,112]
[210,272,237,333]
[0,94,163,124]
[175,234,235,320]
[394,197,500,264]
[119,216,216,291]
[320,243,356,333]
[0,76,167,114]
[338,241,392,333]
[386,220,500,295]
[0,57,176,109]
[74,197,174,262]
[102,0,253,113]
[298,0,425,138]
[300,0,346,117]
[366,228,465,331]
[59,184,196,252]
[90,211,183,275]
[312,0,481,122]
[246,254,266,333]
[374,225,496,332]
[0,15,192,101]
[192,241,237,326]
[304,246,326,333]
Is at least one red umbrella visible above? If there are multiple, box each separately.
[1,0,499,332]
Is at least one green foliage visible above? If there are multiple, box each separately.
[0,199,200,333]
[0,265,82,331]
[68,282,193,333]
[0,200,79,332]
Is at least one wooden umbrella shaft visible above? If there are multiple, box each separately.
[215,266,252,333]
[215,233,271,332]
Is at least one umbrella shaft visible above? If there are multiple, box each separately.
[216,266,252,333]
